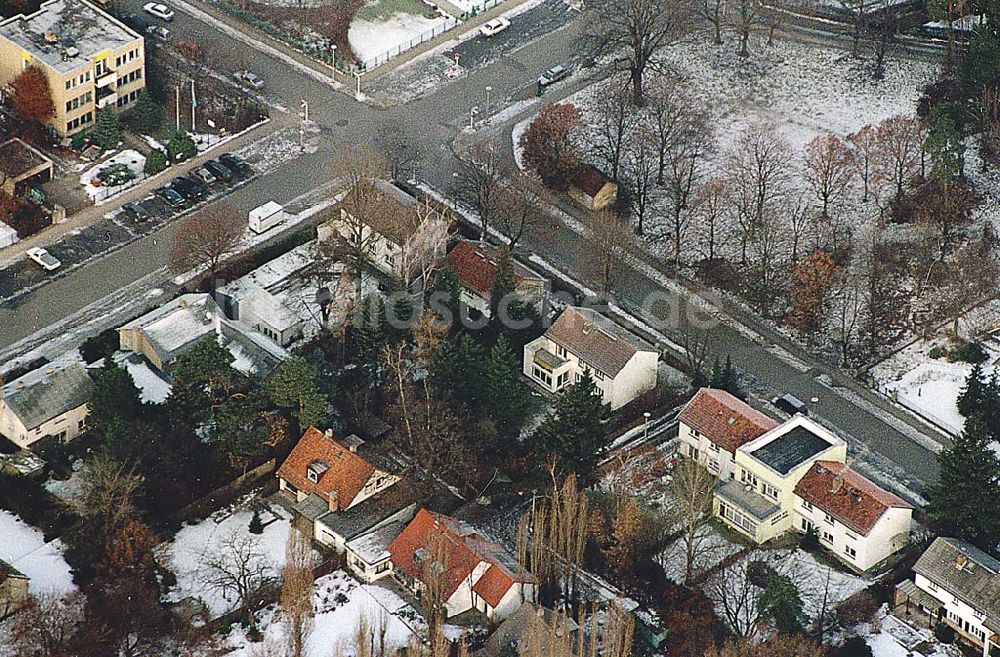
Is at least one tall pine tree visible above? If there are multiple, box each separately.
[957,362,986,419]
[535,370,607,478]
[926,413,1000,552]
[483,335,533,441]
[267,355,329,433]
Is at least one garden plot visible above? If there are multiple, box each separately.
[870,337,1000,436]
[0,510,76,596]
[159,497,293,618]
[78,150,146,202]
[222,570,423,657]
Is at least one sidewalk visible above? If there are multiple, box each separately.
[0,116,283,269]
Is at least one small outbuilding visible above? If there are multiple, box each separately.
[568,164,618,211]
[0,139,53,197]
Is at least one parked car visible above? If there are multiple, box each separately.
[145,24,171,40]
[122,202,152,222]
[155,186,186,208]
[26,247,61,272]
[479,17,511,37]
[192,167,217,186]
[233,70,264,90]
[171,176,205,201]
[537,65,570,92]
[773,393,809,416]
[143,2,174,20]
[204,159,234,181]
[218,152,247,173]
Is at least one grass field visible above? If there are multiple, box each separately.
[356,0,434,21]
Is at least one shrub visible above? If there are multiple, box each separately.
[144,149,168,175]
[248,510,263,534]
[950,341,988,364]
[91,108,122,150]
[799,526,820,552]
[928,345,945,359]
[166,131,197,161]
[836,636,873,657]
[934,622,956,644]
[124,90,164,134]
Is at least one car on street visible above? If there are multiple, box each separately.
[26,247,61,272]
[479,17,511,37]
[121,202,152,222]
[218,152,247,173]
[233,70,264,90]
[204,159,234,181]
[773,393,809,416]
[145,24,171,40]
[537,65,570,91]
[192,167,217,186]
[171,176,205,201]
[143,2,174,20]
[155,186,186,208]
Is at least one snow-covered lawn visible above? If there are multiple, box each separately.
[349,12,450,67]
[78,150,146,202]
[222,571,423,657]
[871,337,1000,436]
[658,525,744,584]
[160,498,292,618]
[860,607,962,657]
[0,510,76,596]
[43,459,85,504]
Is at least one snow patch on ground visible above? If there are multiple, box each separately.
[78,149,146,202]
[43,459,85,504]
[659,525,744,584]
[160,498,292,618]
[0,510,76,596]
[349,12,450,66]
[121,355,173,403]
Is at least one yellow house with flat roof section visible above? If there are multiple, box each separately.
[715,415,848,543]
[0,0,145,137]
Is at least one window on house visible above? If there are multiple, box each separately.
[761,482,779,500]
[719,502,757,536]
[532,366,552,387]
[556,345,567,358]
[741,470,758,487]
[845,545,857,559]
[708,459,719,472]
[307,469,319,483]
[925,581,938,592]
[802,500,813,511]
[375,561,390,573]
[710,442,720,452]
[822,531,834,544]
[824,512,835,525]
[556,371,569,388]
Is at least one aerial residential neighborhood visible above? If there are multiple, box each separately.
[2,0,1000,656]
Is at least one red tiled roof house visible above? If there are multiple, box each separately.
[677,388,779,480]
[522,306,659,410]
[793,461,912,571]
[445,240,547,319]
[277,427,401,551]
[568,164,618,211]
[388,509,537,622]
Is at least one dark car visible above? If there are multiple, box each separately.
[121,202,152,222]
[170,176,205,201]
[773,393,808,416]
[204,159,234,182]
[217,152,247,173]
[155,186,186,208]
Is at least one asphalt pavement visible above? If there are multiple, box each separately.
[0,0,945,490]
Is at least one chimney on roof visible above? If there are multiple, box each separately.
[328,491,339,513]
[956,553,969,570]
[179,298,188,309]
[831,475,844,494]
[324,428,333,440]
[46,367,54,374]
[43,31,58,43]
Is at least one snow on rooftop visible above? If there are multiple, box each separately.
[143,302,214,355]
[117,354,172,404]
[0,510,76,597]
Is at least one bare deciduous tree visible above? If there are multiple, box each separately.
[622,123,659,236]
[704,558,764,639]
[170,202,245,287]
[828,270,864,367]
[803,134,856,222]
[698,0,726,44]
[496,173,546,249]
[74,453,144,539]
[691,176,730,262]
[728,124,790,264]
[847,124,878,202]
[457,139,509,240]
[873,115,923,202]
[281,524,315,657]
[731,0,765,58]
[592,79,640,180]
[7,592,84,657]
[659,112,711,268]
[587,0,689,105]
[198,530,274,634]
[669,458,719,584]
[580,209,638,297]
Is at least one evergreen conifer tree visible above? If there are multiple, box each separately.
[534,370,607,478]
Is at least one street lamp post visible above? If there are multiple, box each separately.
[356,72,362,96]
[330,44,337,78]
[643,412,651,440]
[300,99,309,124]
[469,105,479,129]
[484,85,493,123]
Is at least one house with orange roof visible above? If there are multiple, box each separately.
[677,388,779,480]
[445,240,547,319]
[277,427,403,551]
[387,508,537,622]
[793,461,912,571]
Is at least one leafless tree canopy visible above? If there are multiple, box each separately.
[457,139,510,239]
[281,524,316,657]
[170,202,246,283]
[669,458,719,584]
[586,0,690,105]
[198,529,275,632]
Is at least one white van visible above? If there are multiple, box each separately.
[249,201,285,234]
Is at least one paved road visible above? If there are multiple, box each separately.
[0,0,944,491]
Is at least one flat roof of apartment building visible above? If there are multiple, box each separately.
[0,0,139,74]
[741,415,844,476]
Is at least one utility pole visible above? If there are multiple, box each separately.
[190,78,196,132]
[300,98,309,124]
[175,85,180,132]
[330,44,337,79]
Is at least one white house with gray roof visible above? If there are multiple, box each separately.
[897,537,1000,656]
[522,306,658,410]
[0,355,93,449]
